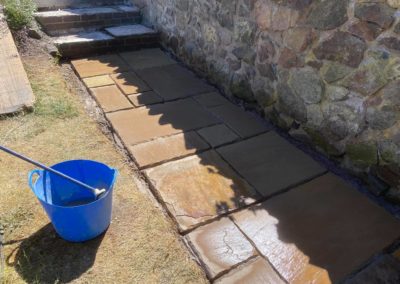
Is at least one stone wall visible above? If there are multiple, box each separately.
[132,0,400,201]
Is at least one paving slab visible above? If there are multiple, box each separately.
[90,85,133,113]
[0,12,35,114]
[217,132,326,197]
[344,255,400,284]
[83,75,114,88]
[187,218,257,278]
[136,64,215,101]
[71,54,130,78]
[111,72,151,95]
[119,48,176,70]
[55,31,113,44]
[128,91,163,107]
[105,24,157,37]
[144,150,260,231]
[232,173,400,283]
[197,124,239,148]
[106,98,220,146]
[209,104,269,138]
[214,257,285,284]
[193,92,231,108]
[129,131,209,168]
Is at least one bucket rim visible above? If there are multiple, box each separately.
[29,159,118,208]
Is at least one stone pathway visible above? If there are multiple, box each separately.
[71,49,400,283]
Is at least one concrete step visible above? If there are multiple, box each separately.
[54,25,159,58]
[35,5,141,36]
[35,0,129,10]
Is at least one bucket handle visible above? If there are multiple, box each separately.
[28,169,43,192]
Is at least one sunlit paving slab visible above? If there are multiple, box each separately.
[129,132,209,168]
[217,132,326,196]
[232,173,400,283]
[90,85,133,113]
[119,48,176,70]
[209,104,270,138]
[71,55,130,78]
[127,91,163,107]
[214,257,285,284]
[136,64,215,101]
[186,218,257,278]
[144,150,261,231]
[83,75,114,88]
[106,98,220,145]
[111,72,151,95]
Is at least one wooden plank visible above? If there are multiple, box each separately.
[0,9,35,115]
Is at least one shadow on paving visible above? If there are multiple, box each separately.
[7,224,104,283]
[69,51,400,282]
[133,69,400,282]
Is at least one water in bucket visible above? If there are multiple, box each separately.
[29,160,118,242]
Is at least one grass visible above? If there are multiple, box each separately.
[0,49,206,282]
[0,0,36,30]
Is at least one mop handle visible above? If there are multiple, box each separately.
[0,145,98,194]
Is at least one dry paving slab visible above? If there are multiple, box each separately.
[120,48,176,70]
[136,64,216,101]
[83,74,114,88]
[111,72,151,95]
[197,124,240,148]
[71,54,130,78]
[232,173,400,283]
[90,85,133,113]
[208,103,270,138]
[106,98,220,146]
[217,132,326,197]
[0,11,35,114]
[129,131,209,169]
[127,91,163,107]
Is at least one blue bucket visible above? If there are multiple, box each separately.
[28,160,118,242]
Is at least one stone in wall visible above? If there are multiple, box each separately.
[354,2,396,29]
[321,62,354,83]
[313,31,367,68]
[306,0,348,30]
[288,67,323,104]
[348,21,382,41]
[380,37,400,51]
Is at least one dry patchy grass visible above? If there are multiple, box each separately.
[0,53,206,283]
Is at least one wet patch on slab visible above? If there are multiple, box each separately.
[144,150,261,232]
[186,217,257,278]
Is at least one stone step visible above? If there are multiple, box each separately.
[105,24,158,38]
[35,5,141,36]
[54,25,159,58]
[35,0,129,10]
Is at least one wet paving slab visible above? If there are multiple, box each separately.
[72,48,400,283]
[144,150,260,231]
[214,257,285,284]
[231,173,400,283]
[186,217,257,278]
